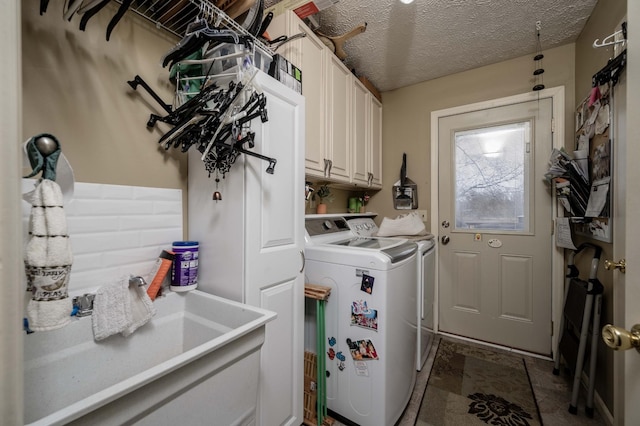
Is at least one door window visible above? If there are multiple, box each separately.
[454,121,531,233]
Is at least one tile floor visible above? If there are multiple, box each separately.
[332,335,608,426]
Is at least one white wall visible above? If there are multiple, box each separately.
[21,181,182,297]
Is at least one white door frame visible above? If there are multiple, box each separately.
[430,86,565,355]
[0,1,24,424]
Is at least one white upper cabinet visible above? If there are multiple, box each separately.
[352,78,383,189]
[273,16,328,178]
[351,77,369,186]
[326,54,352,181]
[270,11,381,187]
[369,95,383,188]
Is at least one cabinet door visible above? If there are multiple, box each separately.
[297,19,327,178]
[326,55,351,181]
[369,96,383,188]
[262,11,326,179]
[351,78,369,186]
[245,72,305,426]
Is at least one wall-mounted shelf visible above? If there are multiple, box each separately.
[125,0,275,57]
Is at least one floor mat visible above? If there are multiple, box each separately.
[416,339,542,426]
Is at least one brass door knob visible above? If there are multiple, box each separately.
[604,258,626,273]
[602,324,640,352]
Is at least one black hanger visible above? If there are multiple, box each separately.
[592,49,627,88]
[106,0,133,41]
[79,0,111,32]
[161,28,244,68]
[40,0,50,15]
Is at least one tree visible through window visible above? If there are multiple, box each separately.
[454,122,530,232]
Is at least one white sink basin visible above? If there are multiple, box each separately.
[24,290,276,426]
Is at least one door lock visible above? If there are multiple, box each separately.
[441,220,450,228]
[441,235,450,245]
[602,324,640,352]
[604,258,626,273]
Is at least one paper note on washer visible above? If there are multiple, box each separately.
[556,217,577,249]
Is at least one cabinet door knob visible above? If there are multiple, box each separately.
[300,250,305,273]
[323,159,330,176]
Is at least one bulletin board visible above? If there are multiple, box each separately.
[571,86,613,243]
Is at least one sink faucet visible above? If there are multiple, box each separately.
[129,276,147,287]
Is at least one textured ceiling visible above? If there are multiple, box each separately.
[265,0,598,92]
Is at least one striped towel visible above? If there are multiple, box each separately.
[24,179,73,331]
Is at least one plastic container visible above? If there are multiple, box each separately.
[171,241,199,292]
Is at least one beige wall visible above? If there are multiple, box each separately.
[370,43,576,227]
[572,0,626,415]
[21,0,188,230]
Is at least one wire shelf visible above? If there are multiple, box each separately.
[126,0,274,57]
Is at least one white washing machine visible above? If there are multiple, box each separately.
[304,215,418,426]
[346,217,436,371]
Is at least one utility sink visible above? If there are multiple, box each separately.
[24,290,276,426]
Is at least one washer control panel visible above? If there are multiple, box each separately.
[305,218,349,236]
[346,218,379,237]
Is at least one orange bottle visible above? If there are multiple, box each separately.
[146,250,175,301]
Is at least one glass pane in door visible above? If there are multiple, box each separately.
[454,121,531,232]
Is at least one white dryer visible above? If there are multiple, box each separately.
[346,217,436,371]
[304,215,417,426]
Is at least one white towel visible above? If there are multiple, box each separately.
[24,179,73,331]
[376,212,428,237]
[122,282,156,337]
[92,277,132,341]
[92,276,156,341]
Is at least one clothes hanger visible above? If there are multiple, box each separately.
[40,0,50,15]
[162,31,242,68]
[106,0,133,41]
[79,0,111,32]
[76,0,107,14]
[593,22,627,48]
[63,0,85,21]
[162,6,241,69]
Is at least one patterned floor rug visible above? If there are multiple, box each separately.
[416,339,542,426]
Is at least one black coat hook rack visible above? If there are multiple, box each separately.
[592,49,627,88]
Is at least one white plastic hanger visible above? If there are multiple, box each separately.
[593,24,627,48]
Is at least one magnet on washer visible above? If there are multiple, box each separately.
[346,339,357,350]
[337,361,346,371]
[336,351,346,362]
[328,336,336,347]
[327,348,335,360]
[360,274,375,294]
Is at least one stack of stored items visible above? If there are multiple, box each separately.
[545,148,591,217]
[553,243,603,418]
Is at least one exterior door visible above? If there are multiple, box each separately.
[438,97,553,355]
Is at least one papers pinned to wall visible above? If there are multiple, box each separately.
[556,217,577,250]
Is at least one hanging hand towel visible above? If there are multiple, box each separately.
[92,277,132,341]
[122,281,156,337]
[24,179,73,331]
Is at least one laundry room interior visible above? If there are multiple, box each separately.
[2,1,639,425]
